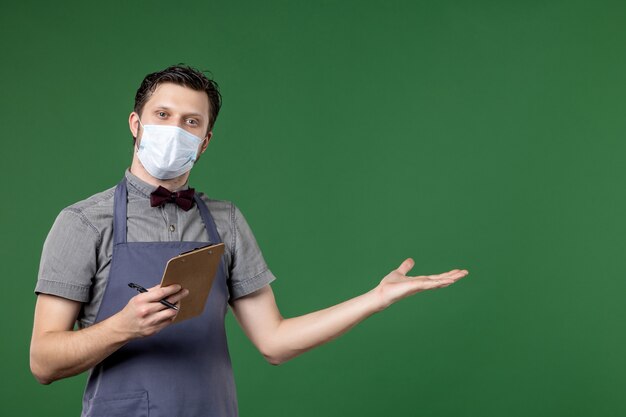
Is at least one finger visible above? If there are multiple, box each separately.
[427,269,467,281]
[143,284,182,302]
[165,288,189,304]
[136,287,187,316]
[406,275,455,288]
[135,297,175,316]
[147,283,183,293]
[149,305,179,325]
[429,269,459,279]
[433,272,466,286]
[397,258,415,276]
[445,269,468,281]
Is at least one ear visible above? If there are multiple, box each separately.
[199,131,213,155]
[129,112,140,139]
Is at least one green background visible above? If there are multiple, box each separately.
[1,0,625,415]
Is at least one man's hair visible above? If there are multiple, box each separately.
[134,64,222,131]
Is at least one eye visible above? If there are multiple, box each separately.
[186,118,199,126]
[157,111,167,118]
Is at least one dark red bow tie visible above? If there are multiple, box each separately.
[150,186,196,211]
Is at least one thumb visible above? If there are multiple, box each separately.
[397,258,415,276]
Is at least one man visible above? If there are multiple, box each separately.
[30,65,468,417]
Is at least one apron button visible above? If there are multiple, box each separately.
[169,224,176,232]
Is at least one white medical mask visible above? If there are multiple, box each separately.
[136,120,204,180]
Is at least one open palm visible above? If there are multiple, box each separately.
[375,258,468,309]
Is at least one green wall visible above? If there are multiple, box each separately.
[1,0,625,415]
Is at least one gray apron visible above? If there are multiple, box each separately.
[81,178,238,417]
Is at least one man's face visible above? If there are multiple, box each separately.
[130,82,212,151]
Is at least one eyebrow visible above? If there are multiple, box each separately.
[154,106,205,120]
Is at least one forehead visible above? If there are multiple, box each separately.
[144,82,210,117]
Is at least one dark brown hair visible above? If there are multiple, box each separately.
[134,64,222,131]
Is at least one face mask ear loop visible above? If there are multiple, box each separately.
[135,116,145,153]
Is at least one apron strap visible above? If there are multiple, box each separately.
[113,178,128,245]
[194,194,222,244]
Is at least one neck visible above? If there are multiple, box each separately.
[130,155,190,191]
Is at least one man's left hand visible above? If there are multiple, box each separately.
[373,258,468,311]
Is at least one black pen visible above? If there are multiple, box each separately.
[128,282,179,311]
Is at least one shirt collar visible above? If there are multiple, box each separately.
[124,169,189,199]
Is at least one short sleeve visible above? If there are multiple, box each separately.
[228,204,276,300]
[35,209,99,302]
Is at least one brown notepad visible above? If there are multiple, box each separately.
[160,243,225,323]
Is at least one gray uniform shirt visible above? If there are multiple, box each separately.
[35,170,276,329]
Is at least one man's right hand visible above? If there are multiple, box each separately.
[30,285,189,384]
[116,284,190,339]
